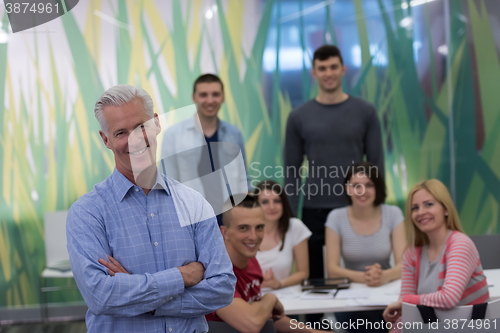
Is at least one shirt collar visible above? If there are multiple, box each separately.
[186,114,198,129]
[111,168,171,201]
[152,171,171,194]
[187,113,225,133]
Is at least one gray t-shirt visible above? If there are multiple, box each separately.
[284,96,384,214]
[325,204,403,271]
[417,231,453,295]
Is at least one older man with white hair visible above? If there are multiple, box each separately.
[66,85,235,333]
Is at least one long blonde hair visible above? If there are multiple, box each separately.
[405,179,464,247]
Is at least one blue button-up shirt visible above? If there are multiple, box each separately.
[162,115,251,197]
[66,169,235,333]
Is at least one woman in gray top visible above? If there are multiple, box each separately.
[325,161,405,286]
[325,162,405,333]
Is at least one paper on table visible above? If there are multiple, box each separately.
[345,295,399,306]
[300,290,337,300]
[263,285,302,299]
[335,288,371,299]
[383,284,401,295]
[345,287,399,306]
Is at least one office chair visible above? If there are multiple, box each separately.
[40,211,76,320]
[469,234,500,269]
[401,299,500,332]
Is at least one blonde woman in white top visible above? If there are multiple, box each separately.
[254,180,312,289]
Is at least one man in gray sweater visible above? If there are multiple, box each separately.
[284,45,384,281]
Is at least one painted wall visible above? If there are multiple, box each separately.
[0,0,499,307]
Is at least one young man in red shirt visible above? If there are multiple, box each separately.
[206,195,326,333]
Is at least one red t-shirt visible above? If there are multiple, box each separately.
[205,257,263,322]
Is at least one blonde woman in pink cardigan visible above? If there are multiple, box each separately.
[383,179,489,330]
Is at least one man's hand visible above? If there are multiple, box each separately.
[271,299,285,321]
[99,255,130,276]
[178,262,205,287]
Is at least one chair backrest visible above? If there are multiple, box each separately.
[207,320,276,333]
[469,234,500,269]
[402,299,500,332]
[44,211,69,268]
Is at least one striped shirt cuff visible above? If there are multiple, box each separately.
[402,294,421,304]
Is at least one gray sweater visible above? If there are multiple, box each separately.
[284,96,384,213]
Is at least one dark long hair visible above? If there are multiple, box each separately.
[253,180,294,251]
[343,161,386,206]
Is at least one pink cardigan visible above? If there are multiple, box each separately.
[390,231,489,333]
[400,231,489,308]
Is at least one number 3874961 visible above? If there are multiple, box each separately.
[5,2,60,14]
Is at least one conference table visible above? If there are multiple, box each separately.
[271,269,500,315]
[43,268,500,316]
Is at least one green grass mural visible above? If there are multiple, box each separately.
[0,0,499,307]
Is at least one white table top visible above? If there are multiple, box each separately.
[278,269,500,315]
[41,266,500,315]
[42,268,74,278]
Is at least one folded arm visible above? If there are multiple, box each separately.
[100,218,235,318]
[67,206,185,317]
[153,217,235,317]
[68,201,235,318]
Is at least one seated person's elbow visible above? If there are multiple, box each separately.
[216,300,269,333]
[327,267,340,278]
[244,311,270,333]
[244,319,267,333]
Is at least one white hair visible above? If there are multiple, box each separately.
[94,85,154,133]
